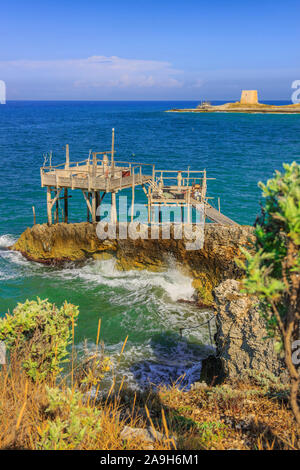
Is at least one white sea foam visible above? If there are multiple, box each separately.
[51,258,195,302]
[0,234,17,248]
[77,335,214,392]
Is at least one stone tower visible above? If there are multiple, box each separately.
[240,90,258,105]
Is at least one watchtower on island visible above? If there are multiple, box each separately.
[240,90,258,105]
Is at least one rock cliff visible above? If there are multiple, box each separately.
[213,279,288,382]
[11,222,254,305]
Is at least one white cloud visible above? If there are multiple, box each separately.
[0,55,184,98]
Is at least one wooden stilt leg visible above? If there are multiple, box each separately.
[92,190,96,223]
[64,188,68,223]
[111,191,117,224]
[96,191,100,222]
[47,187,52,225]
[55,192,59,224]
[87,192,90,222]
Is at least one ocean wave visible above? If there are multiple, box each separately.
[0,234,17,249]
[76,335,214,392]
[50,258,195,302]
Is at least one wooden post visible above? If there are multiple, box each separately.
[87,192,90,222]
[111,128,115,177]
[92,190,96,223]
[218,197,221,213]
[65,144,69,168]
[131,167,135,222]
[111,191,117,223]
[187,189,191,223]
[147,187,151,224]
[201,170,207,202]
[55,191,59,224]
[64,188,68,223]
[92,152,97,177]
[47,187,52,225]
[32,206,36,225]
[96,191,100,221]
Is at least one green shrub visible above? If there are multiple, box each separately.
[237,161,300,426]
[37,386,102,450]
[0,298,79,381]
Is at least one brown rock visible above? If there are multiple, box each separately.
[213,279,288,382]
[11,222,254,304]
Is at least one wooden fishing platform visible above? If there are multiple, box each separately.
[40,129,238,226]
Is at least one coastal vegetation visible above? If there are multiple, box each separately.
[0,296,298,450]
[237,162,300,425]
[0,162,299,450]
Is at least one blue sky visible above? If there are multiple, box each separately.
[1,0,299,100]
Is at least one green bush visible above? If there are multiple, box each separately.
[237,161,300,426]
[37,386,102,450]
[0,298,79,381]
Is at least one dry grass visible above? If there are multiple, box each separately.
[156,382,299,450]
[1,353,299,450]
[0,323,298,451]
[0,348,174,450]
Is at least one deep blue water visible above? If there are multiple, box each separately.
[0,100,299,389]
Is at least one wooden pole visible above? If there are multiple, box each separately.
[218,197,221,213]
[32,206,36,225]
[111,128,115,176]
[92,190,96,223]
[47,187,52,225]
[96,191,100,222]
[147,187,151,224]
[131,167,135,222]
[111,191,117,223]
[65,144,69,168]
[64,188,68,223]
[87,192,90,222]
[92,152,97,177]
[55,191,59,224]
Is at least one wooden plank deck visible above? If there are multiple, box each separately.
[191,197,237,225]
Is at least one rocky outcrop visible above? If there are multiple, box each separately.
[11,223,254,305]
[213,279,287,382]
[120,426,177,449]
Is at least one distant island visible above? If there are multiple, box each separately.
[167,90,300,114]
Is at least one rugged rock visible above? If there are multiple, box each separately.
[11,222,254,305]
[120,426,177,449]
[213,279,288,382]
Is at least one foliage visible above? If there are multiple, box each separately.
[0,298,79,381]
[37,386,102,450]
[236,161,300,426]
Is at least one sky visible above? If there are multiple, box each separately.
[0,0,300,100]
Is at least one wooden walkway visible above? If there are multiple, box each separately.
[40,130,239,227]
[190,198,238,225]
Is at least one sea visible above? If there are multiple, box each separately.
[0,100,299,389]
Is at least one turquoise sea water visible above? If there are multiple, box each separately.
[0,100,299,389]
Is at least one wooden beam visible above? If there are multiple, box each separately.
[64,188,68,223]
[47,187,52,225]
[111,191,117,223]
[65,144,69,169]
[111,128,115,176]
[32,206,36,225]
[131,168,135,222]
[55,193,59,224]
[82,190,92,219]
[92,190,96,223]
[147,187,151,224]
[49,188,62,209]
